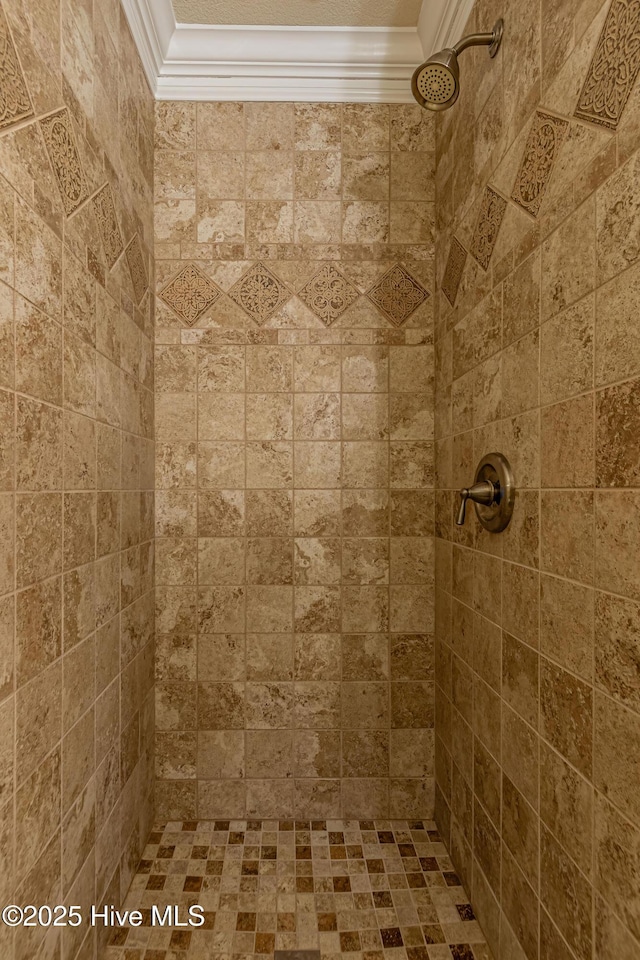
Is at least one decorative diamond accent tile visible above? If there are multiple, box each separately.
[228,261,291,326]
[367,263,429,327]
[298,263,359,326]
[160,263,222,326]
[0,4,34,130]
[92,183,124,268]
[125,234,148,305]
[39,108,89,216]
[575,0,640,128]
[441,237,467,306]
[469,186,507,271]
[511,111,569,216]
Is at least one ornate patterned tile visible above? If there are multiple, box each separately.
[228,261,291,326]
[511,111,569,216]
[160,263,222,326]
[297,262,359,326]
[0,4,34,130]
[367,263,429,327]
[92,183,124,268]
[39,108,89,216]
[441,237,467,307]
[575,0,640,128]
[468,186,507,271]
[125,234,148,305]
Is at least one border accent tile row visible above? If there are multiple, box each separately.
[160,260,429,329]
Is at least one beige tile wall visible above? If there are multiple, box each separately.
[153,102,436,820]
[0,0,155,957]
[434,0,640,958]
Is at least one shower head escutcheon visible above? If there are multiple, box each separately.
[411,18,503,111]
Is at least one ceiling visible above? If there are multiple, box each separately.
[171,0,423,27]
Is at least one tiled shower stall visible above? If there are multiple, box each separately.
[0,0,639,958]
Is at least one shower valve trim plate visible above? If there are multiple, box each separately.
[456,451,515,533]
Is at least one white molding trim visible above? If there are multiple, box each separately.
[121,0,472,102]
[420,0,477,56]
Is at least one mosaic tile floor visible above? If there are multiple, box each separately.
[102,820,491,960]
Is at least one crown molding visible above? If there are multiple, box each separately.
[420,0,476,55]
[121,0,474,102]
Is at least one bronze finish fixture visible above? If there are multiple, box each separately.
[456,452,515,532]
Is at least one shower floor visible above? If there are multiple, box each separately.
[101,819,490,960]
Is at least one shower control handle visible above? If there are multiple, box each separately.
[456,480,497,526]
[456,453,516,533]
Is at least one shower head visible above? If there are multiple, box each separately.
[412,48,461,111]
[411,18,503,112]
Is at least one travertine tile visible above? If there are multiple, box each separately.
[368,263,429,327]
[197,151,244,200]
[511,111,568,216]
[540,574,593,680]
[543,199,596,322]
[391,151,435,201]
[244,101,293,149]
[161,263,221,326]
[0,4,34,131]
[39,108,89,216]
[541,394,595,488]
[343,153,389,201]
[596,258,640,386]
[541,490,594,584]
[125,235,149,305]
[294,103,341,151]
[297,263,358,326]
[0,0,156,917]
[431,5,640,954]
[151,90,438,826]
[199,104,245,150]
[595,591,640,712]
[595,491,640,600]
[342,201,389,244]
[540,295,594,405]
[575,0,640,129]
[197,198,243,243]
[502,632,539,729]
[229,262,292,326]
[469,187,507,271]
[92,183,124,268]
[441,237,467,307]
[541,657,593,778]
[15,197,61,321]
[596,378,640,486]
[295,150,341,200]
[149,84,437,871]
[541,824,593,958]
[540,741,593,877]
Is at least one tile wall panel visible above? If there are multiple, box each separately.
[0,0,155,957]
[434,0,640,957]
[153,102,436,822]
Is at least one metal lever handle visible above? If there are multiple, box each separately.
[456,480,497,526]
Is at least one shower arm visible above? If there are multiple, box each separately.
[452,32,494,53]
[452,20,503,58]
